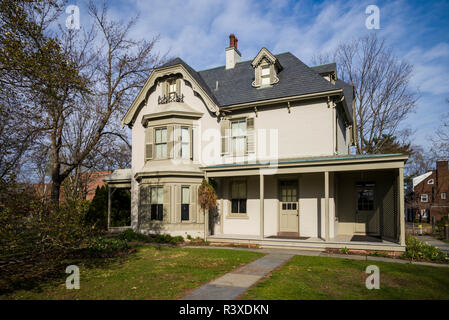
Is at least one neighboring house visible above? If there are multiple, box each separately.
[106,34,408,252]
[406,160,449,222]
[34,171,112,201]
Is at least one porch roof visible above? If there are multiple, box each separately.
[103,168,132,187]
[203,153,408,177]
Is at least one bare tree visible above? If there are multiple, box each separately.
[314,34,419,154]
[43,1,165,202]
[430,99,449,160]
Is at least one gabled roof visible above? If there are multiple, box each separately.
[123,51,355,126]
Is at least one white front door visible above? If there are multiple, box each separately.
[279,181,299,233]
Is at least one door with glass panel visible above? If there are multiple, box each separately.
[355,182,379,235]
[279,180,299,234]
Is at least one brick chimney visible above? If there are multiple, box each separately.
[225,33,241,70]
[436,160,448,180]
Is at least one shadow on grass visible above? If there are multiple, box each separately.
[0,248,136,297]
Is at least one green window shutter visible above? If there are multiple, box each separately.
[221,119,230,155]
[192,184,199,223]
[175,185,181,223]
[269,64,275,84]
[161,80,167,98]
[167,125,174,158]
[190,127,194,160]
[145,127,153,161]
[163,185,170,222]
[176,78,181,97]
[246,117,255,154]
[254,66,261,87]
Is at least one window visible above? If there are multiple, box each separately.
[427,179,434,185]
[357,189,374,211]
[155,127,167,159]
[150,187,163,221]
[181,186,190,221]
[421,194,428,202]
[261,65,270,85]
[231,120,246,155]
[280,181,297,210]
[442,193,447,200]
[231,181,247,214]
[180,127,190,159]
[168,79,176,99]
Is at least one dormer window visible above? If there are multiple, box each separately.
[158,78,184,104]
[168,79,177,99]
[261,65,271,86]
[251,48,281,88]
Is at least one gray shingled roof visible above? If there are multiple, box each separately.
[310,63,336,75]
[160,52,354,121]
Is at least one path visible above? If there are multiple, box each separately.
[417,235,449,254]
[181,252,293,300]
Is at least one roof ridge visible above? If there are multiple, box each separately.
[198,52,294,73]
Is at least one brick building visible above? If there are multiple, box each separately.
[407,160,449,222]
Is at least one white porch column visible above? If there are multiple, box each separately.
[260,173,264,239]
[205,173,209,241]
[107,185,112,231]
[324,171,330,241]
[398,167,405,246]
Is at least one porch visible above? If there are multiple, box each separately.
[204,153,408,252]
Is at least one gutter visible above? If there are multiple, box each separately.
[219,89,343,112]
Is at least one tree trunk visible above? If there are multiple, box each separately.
[51,163,61,204]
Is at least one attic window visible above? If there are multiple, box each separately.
[427,179,434,185]
[261,65,270,85]
[251,48,281,88]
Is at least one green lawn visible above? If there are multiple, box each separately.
[2,246,263,300]
[242,255,449,300]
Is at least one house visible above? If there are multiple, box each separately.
[106,34,408,252]
[33,171,112,201]
[406,160,449,222]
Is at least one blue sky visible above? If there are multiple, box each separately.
[71,0,449,150]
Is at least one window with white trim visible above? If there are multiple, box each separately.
[231,119,246,156]
[231,181,247,214]
[427,179,434,184]
[261,65,270,86]
[180,127,190,159]
[181,186,190,221]
[421,194,428,202]
[442,192,447,200]
[155,127,167,159]
[168,79,177,99]
[150,186,163,221]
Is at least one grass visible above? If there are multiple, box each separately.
[242,255,449,300]
[1,246,262,300]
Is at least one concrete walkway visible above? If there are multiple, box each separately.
[417,236,449,254]
[181,252,293,300]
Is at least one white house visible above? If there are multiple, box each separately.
[106,34,407,252]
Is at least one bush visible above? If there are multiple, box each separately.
[402,236,448,263]
[119,229,149,242]
[85,237,129,257]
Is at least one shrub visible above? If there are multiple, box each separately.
[119,229,149,242]
[402,236,448,263]
[340,247,349,254]
[85,237,129,257]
